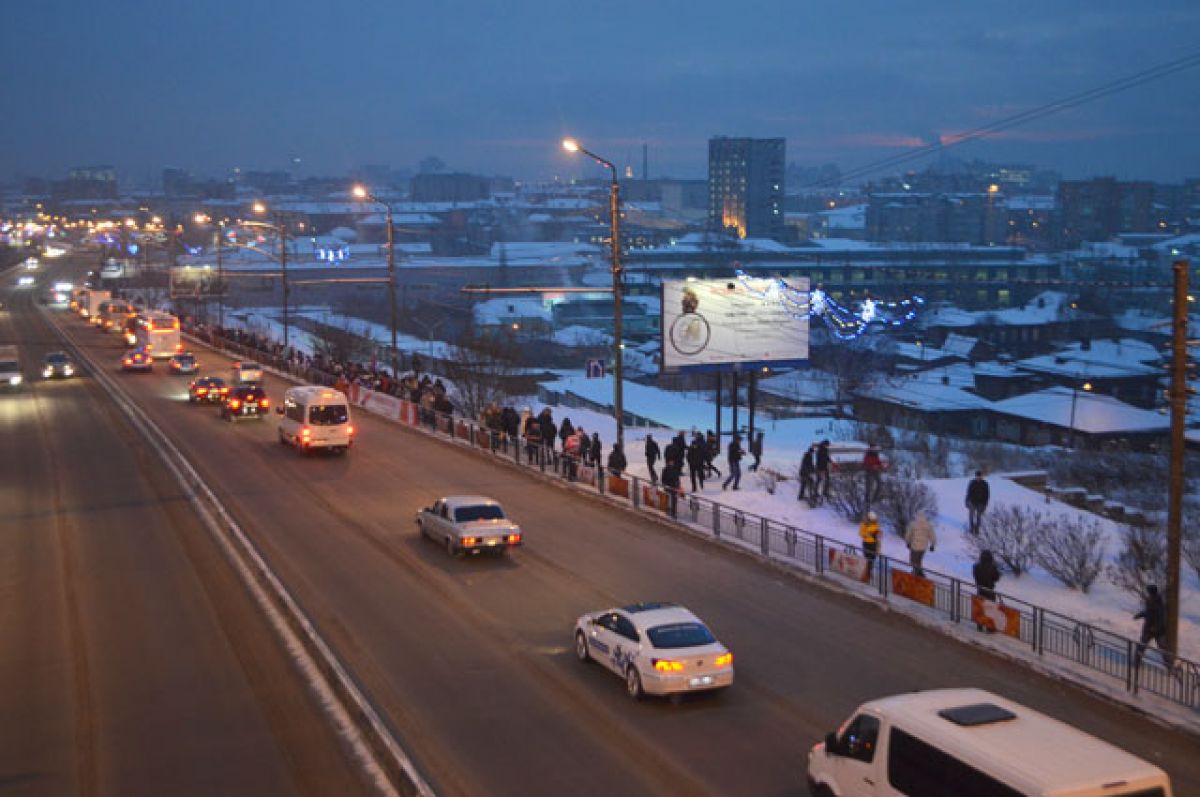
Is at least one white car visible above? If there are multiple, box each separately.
[574,602,734,700]
[231,360,263,384]
[415,495,522,556]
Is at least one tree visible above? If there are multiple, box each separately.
[1107,523,1169,601]
[1035,515,1106,593]
[440,327,522,420]
[875,476,938,538]
[809,335,892,418]
[308,314,377,366]
[965,504,1042,577]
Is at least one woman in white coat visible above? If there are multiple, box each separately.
[904,512,937,578]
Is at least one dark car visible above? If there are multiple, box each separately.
[188,376,229,404]
[221,385,270,421]
[42,351,76,379]
[169,352,199,375]
[121,348,152,372]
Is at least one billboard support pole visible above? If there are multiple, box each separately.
[748,370,757,441]
[715,373,722,442]
[731,370,739,435]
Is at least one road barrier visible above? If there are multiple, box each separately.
[191,329,1200,716]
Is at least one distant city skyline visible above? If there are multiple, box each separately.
[2,2,1199,185]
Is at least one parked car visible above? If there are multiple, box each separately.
[415,496,523,556]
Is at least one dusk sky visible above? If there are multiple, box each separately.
[3,1,1198,185]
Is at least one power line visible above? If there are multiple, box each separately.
[806,47,1200,189]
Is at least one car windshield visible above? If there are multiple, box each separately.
[308,404,348,425]
[239,363,260,371]
[646,622,715,649]
[176,354,194,362]
[454,505,505,522]
[46,353,69,364]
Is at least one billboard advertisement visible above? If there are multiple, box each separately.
[169,266,226,299]
[661,276,809,372]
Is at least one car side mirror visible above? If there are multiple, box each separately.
[274,406,283,415]
[824,732,840,756]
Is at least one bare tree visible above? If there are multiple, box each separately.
[810,336,891,418]
[1036,515,1106,593]
[828,470,871,523]
[441,327,522,420]
[1185,519,1200,581]
[1107,523,1169,601]
[966,504,1043,577]
[307,314,378,365]
[875,477,938,538]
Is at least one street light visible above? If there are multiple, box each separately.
[251,202,291,354]
[562,136,625,450]
[352,184,400,377]
[194,213,227,332]
[1068,377,1093,448]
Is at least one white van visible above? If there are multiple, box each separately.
[276,385,354,454]
[806,688,1172,797]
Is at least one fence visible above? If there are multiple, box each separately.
[190,328,1200,713]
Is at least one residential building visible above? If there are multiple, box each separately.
[707,136,785,241]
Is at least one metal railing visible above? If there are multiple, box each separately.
[191,327,1200,713]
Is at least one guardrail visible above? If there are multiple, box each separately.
[191,328,1200,714]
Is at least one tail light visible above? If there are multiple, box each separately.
[196,387,208,395]
[653,659,684,672]
[229,399,240,409]
[260,398,269,407]
[714,652,733,667]
[124,358,132,365]
[506,533,521,544]
[347,425,355,436]
[461,537,478,547]
[175,343,182,351]
[301,427,311,438]
[219,387,229,394]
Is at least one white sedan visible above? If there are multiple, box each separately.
[416,495,523,556]
[574,602,734,700]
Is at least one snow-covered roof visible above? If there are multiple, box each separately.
[924,291,1081,328]
[815,204,867,229]
[1072,241,1139,260]
[1005,195,1055,211]
[757,369,838,402]
[991,386,1169,434]
[552,325,612,347]
[858,364,989,412]
[1015,338,1162,380]
[473,297,552,325]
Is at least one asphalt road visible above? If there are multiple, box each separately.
[0,268,374,795]
[35,258,1200,796]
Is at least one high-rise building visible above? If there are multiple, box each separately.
[707,136,785,240]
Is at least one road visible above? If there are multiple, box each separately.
[29,255,1200,795]
[0,269,374,795]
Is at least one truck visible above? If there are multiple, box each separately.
[79,288,112,321]
[0,345,22,391]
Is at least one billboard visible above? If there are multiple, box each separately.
[661,276,809,372]
[169,266,226,299]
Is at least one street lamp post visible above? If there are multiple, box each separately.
[194,214,227,333]
[563,137,625,450]
[1068,376,1092,448]
[352,185,400,377]
[252,203,290,355]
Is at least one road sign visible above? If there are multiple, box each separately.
[586,358,605,379]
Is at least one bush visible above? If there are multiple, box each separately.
[1035,515,1106,593]
[875,479,938,538]
[1108,523,1169,600]
[827,471,870,523]
[966,504,1043,577]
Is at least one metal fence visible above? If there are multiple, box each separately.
[192,329,1200,713]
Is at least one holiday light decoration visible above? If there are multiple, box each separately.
[735,270,924,340]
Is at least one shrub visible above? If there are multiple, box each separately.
[1035,515,1106,593]
[875,478,938,538]
[1184,519,1200,582]
[966,504,1043,577]
[827,471,870,523]
[1107,523,1168,601]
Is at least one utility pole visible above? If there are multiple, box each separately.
[279,220,290,354]
[215,224,224,333]
[1165,258,1189,655]
[609,168,624,450]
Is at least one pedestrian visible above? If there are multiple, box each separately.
[904,511,937,578]
[705,430,722,478]
[539,408,557,454]
[1133,584,1173,668]
[972,549,1001,631]
[524,412,541,462]
[749,431,764,472]
[722,433,744,490]
[644,434,661,485]
[664,432,685,471]
[798,444,816,503]
[563,427,581,480]
[862,443,884,505]
[661,460,682,518]
[578,427,591,467]
[966,470,990,535]
[607,442,627,476]
[859,510,881,579]
[687,433,708,492]
[559,417,575,449]
[815,439,832,498]
[590,432,602,468]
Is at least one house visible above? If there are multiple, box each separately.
[989,386,1169,451]
[852,364,993,438]
[1013,338,1162,409]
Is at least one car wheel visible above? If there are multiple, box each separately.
[625,666,644,701]
[445,537,457,557]
[278,429,288,445]
[575,631,591,663]
[188,396,196,404]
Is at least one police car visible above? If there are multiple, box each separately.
[574,602,734,700]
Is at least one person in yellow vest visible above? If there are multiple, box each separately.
[859,511,881,580]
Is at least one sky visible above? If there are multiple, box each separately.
[2,1,1199,186]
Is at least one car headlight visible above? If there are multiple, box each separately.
[43,368,52,378]
[9,375,21,385]
[64,366,74,376]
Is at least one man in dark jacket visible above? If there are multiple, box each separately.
[665,432,686,470]
[748,431,764,472]
[607,443,627,476]
[814,439,832,498]
[558,416,574,449]
[705,430,722,478]
[798,444,816,503]
[661,461,682,518]
[966,470,990,535]
[722,434,744,490]
[589,432,602,467]
[1133,584,1172,667]
[644,434,661,485]
[687,433,707,492]
[972,550,1001,631]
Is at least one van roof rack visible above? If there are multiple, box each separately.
[938,703,1017,727]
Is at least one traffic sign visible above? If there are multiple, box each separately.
[586,358,605,378]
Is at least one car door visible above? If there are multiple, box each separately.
[422,501,443,540]
[827,713,883,797]
[588,612,625,674]
[610,613,641,674]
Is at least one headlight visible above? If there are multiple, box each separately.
[9,375,21,385]
[43,368,52,378]
[64,366,74,376]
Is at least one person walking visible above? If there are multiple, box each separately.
[859,511,881,580]
[558,416,574,450]
[972,549,1002,631]
[722,434,744,490]
[904,511,936,578]
[705,430,722,478]
[965,470,990,535]
[661,460,682,518]
[815,439,832,499]
[862,443,884,505]
[687,433,708,492]
[748,431,764,472]
[1133,584,1172,668]
[606,442,627,476]
[644,434,661,485]
[664,432,686,471]
[798,444,817,504]
[589,432,602,468]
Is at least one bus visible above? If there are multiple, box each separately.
[97,300,138,335]
[133,311,183,359]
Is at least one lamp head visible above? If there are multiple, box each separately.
[193,213,209,225]
[352,185,368,200]
[252,202,266,215]
[562,138,580,153]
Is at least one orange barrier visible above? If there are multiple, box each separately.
[891,570,936,607]
[608,475,630,497]
[828,549,870,583]
[971,597,1022,638]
